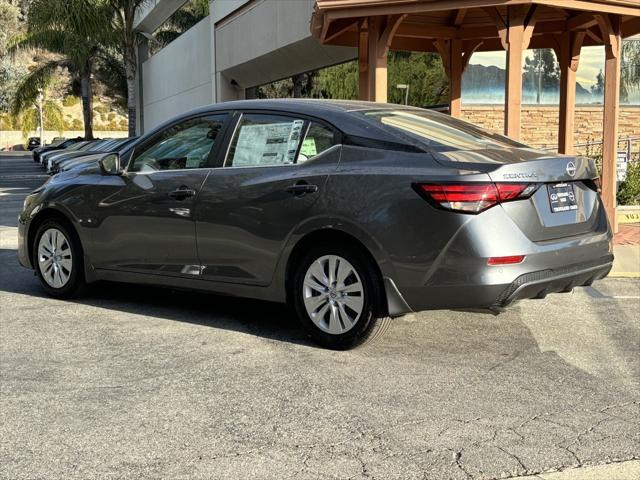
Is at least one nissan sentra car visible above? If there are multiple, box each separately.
[18,100,613,349]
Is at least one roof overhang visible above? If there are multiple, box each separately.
[312,0,640,53]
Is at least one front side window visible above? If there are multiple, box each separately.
[226,114,307,168]
[129,115,227,172]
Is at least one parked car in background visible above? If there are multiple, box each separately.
[18,100,613,349]
[32,137,83,163]
[27,137,41,150]
[39,140,95,168]
[55,137,139,173]
[44,139,108,173]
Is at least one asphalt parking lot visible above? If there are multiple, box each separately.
[1,154,639,479]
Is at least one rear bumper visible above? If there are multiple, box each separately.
[493,255,613,307]
[389,254,613,316]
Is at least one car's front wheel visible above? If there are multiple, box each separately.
[291,244,391,349]
[33,219,86,298]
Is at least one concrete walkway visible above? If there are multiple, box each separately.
[508,460,640,479]
[612,224,640,278]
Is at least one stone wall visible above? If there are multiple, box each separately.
[461,105,640,151]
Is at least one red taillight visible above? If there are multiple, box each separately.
[487,255,526,266]
[415,182,537,214]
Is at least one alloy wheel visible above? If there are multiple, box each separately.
[37,228,73,288]
[302,255,364,335]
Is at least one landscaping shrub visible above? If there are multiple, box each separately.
[618,160,640,205]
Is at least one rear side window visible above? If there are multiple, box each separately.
[298,122,336,164]
[361,110,528,152]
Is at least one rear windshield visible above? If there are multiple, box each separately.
[360,109,529,152]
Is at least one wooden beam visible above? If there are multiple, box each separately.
[585,26,604,44]
[452,8,467,27]
[567,12,598,31]
[462,40,483,71]
[596,13,621,58]
[434,39,452,77]
[324,18,358,43]
[358,19,370,101]
[600,14,623,232]
[558,31,585,154]
[483,6,508,49]
[450,39,463,117]
[522,4,538,49]
[366,14,405,103]
[622,17,640,38]
[317,0,640,20]
[504,4,537,140]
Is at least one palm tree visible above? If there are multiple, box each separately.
[107,0,209,137]
[19,98,65,141]
[10,0,112,139]
[107,1,148,137]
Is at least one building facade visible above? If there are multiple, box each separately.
[134,0,355,132]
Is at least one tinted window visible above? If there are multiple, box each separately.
[226,114,306,167]
[298,122,336,163]
[362,110,528,151]
[129,115,227,172]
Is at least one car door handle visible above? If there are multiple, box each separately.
[285,183,318,196]
[168,186,197,200]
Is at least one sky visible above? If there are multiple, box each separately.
[470,46,605,87]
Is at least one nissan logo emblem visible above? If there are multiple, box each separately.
[566,161,577,177]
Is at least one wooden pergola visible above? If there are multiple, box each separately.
[311,0,640,229]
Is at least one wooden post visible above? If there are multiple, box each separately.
[557,31,585,154]
[450,39,463,117]
[358,19,370,101]
[364,15,405,103]
[597,14,622,232]
[504,6,525,140]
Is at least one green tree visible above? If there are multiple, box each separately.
[152,0,209,50]
[591,69,604,98]
[621,39,640,103]
[0,1,20,56]
[107,0,152,137]
[523,49,559,104]
[18,98,65,140]
[9,0,113,139]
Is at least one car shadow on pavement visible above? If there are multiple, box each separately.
[0,248,315,348]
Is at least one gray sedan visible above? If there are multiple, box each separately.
[18,100,613,349]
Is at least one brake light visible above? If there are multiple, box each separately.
[415,182,538,214]
[487,255,525,266]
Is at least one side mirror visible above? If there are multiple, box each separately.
[98,153,122,175]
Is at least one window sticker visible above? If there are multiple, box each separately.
[233,120,303,167]
[300,138,317,157]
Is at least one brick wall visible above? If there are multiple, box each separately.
[461,105,640,150]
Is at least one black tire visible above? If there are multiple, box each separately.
[291,243,392,350]
[32,219,87,298]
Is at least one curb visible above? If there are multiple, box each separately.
[608,272,640,278]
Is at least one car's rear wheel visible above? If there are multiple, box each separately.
[33,220,86,298]
[291,244,391,349]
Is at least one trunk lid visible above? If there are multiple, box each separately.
[431,148,605,241]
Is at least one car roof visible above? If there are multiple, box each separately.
[143,99,425,148]
[192,98,420,116]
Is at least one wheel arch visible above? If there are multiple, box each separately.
[27,207,90,280]
[284,227,390,317]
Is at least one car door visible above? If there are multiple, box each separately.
[195,112,341,286]
[90,113,229,277]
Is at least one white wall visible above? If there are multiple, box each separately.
[213,0,355,94]
[141,16,214,130]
